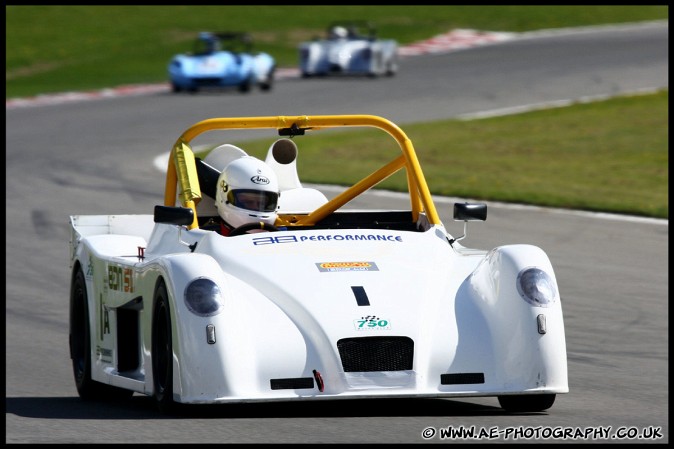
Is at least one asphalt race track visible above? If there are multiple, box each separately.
[5,21,668,444]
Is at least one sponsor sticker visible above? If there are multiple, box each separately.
[107,264,134,293]
[316,261,379,272]
[253,234,403,245]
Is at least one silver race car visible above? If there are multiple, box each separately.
[299,22,399,77]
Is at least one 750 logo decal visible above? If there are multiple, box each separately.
[354,315,391,331]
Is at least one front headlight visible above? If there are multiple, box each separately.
[184,278,224,316]
[516,268,557,307]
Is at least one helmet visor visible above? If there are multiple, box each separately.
[227,189,278,212]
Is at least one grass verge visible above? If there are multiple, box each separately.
[198,90,668,219]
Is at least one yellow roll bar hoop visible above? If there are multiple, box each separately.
[164,115,441,229]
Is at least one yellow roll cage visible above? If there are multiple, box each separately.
[164,115,441,230]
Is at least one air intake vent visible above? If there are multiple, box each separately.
[337,336,414,372]
[440,372,485,385]
[270,377,315,390]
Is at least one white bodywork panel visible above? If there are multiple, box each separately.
[69,213,568,403]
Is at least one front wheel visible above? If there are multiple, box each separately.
[259,68,275,91]
[238,77,252,93]
[385,58,398,76]
[152,281,177,413]
[498,394,556,412]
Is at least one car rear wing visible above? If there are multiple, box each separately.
[163,115,441,230]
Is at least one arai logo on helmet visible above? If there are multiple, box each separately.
[250,175,270,185]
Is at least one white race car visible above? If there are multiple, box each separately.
[69,114,568,413]
[299,22,398,77]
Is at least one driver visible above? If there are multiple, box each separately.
[214,156,280,236]
[329,26,348,40]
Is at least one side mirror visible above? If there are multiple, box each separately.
[453,202,487,221]
[449,202,487,245]
[154,205,194,226]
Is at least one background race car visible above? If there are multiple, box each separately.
[168,32,275,93]
[299,22,399,77]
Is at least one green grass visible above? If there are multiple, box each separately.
[6,5,668,98]
[202,91,668,219]
[6,6,668,218]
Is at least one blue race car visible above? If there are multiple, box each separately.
[169,32,275,93]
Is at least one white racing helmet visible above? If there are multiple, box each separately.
[330,26,348,39]
[215,156,280,228]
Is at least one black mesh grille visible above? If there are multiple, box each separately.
[337,336,414,372]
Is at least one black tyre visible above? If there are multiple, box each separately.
[152,281,177,413]
[238,77,252,93]
[385,58,398,76]
[259,79,273,91]
[498,394,556,412]
[259,68,275,91]
[70,267,133,401]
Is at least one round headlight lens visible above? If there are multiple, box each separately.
[516,268,557,307]
[184,278,223,317]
